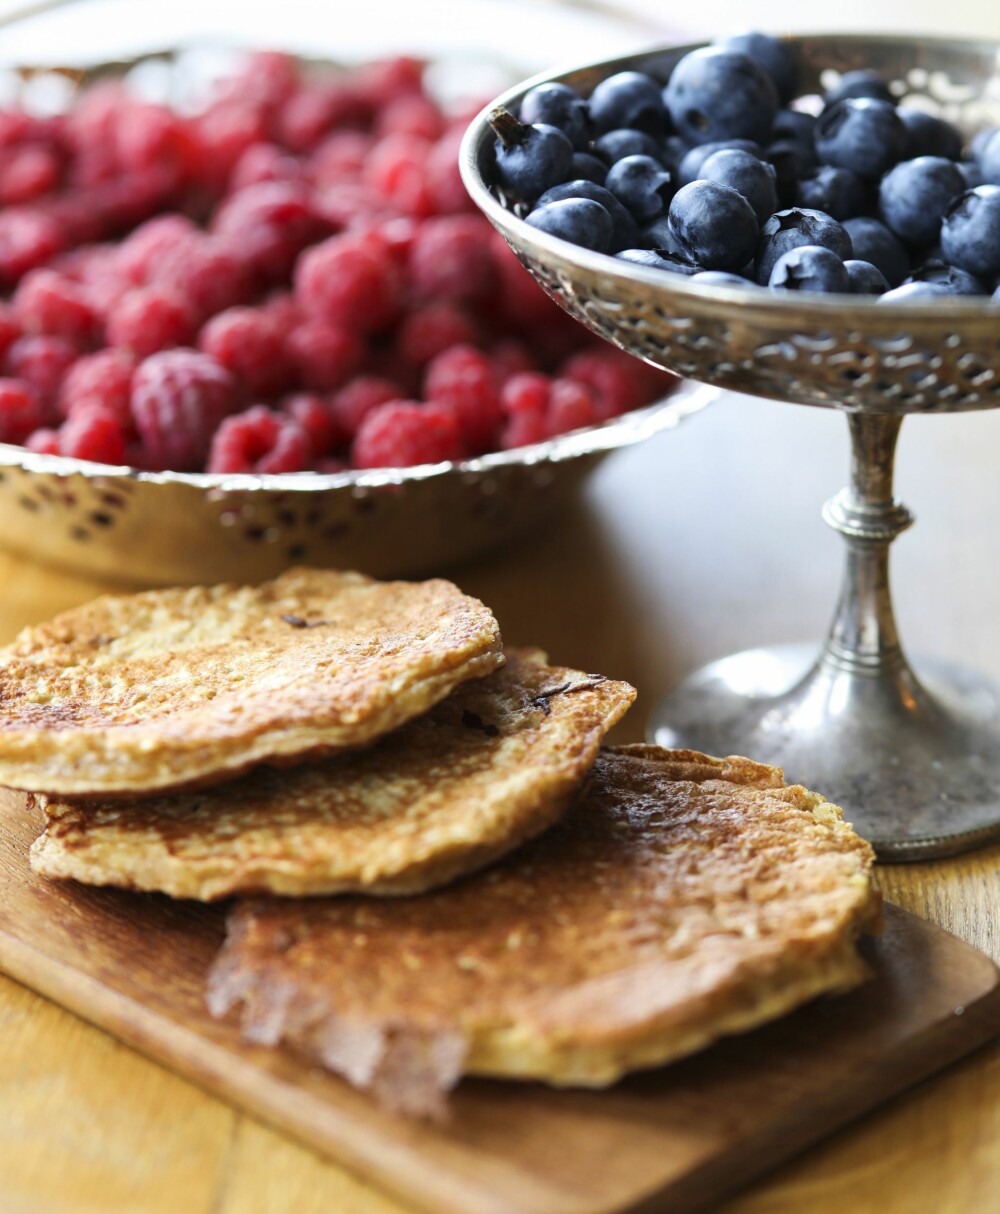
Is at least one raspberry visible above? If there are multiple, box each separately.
[365,216,420,265]
[0,303,21,362]
[0,378,48,444]
[285,319,365,391]
[6,334,78,402]
[260,291,299,330]
[279,83,372,153]
[423,344,502,452]
[355,57,425,107]
[229,142,302,192]
[13,269,99,343]
[115,103,196,188]
[0,144,61,206]
[207,405,311,474]
[282,392,345,456]
[375,94,444,141]
[116,214,199,286]
[499,372,550,449]
[501,408,548,449]
[220,52,299,112]
[559,349,648,421]
[331,375,403,436]
[545,377,599,437]
[409,216,497,303]
[295,233,402,333]
[425,127,476,215]
[58,349,135,423]
[312,181,386,229]
[491,340,538,382]
[351,400,463,468]
[58,406,127,464]
[307,131,376,186]
[192,99,270,191]
[24,427,60,455]
[396,303,478,368]
[363,133,434,216]
[131,349,237,471]
[213,182,325,282]
[155,235,253,324]
[199,307,294,397]
[0,209,63,284]
[106,287,197,359]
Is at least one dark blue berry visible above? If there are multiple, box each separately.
[717,32,799,105]
[765,139,818,205]
[970,126,1000,162]
[691,269,753,286]
[842,217,910,286]
[640,216,686,256]
[667,179,759,271]
[663,48,778,145]
[940,185,1000,279]
[769,245,850,293]
[489,110,574,202]
[772,108,817,144]
[616,248,679,268]
[794,165,868,220]
[569,152,607,184]
[877,281,953,303]
[979,131,1000,183]
[588,71,667,136]
[594,128,664,166]
[823,70,893,110]
[755,207,852,284]
[699,148,778,224]
[677,139,762,186]
[519,82,592,151]
[525,198,613,252]
[878,156,967,246]
[906,259,988,295]
[814,98,906,180]
[536,180,640,252]
[899,109,962,161]
[645,251,705,276]
[844,259,890,294]
[605,155,674,222]
[958,161,984,189]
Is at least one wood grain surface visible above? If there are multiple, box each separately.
[5,393,1000,1213]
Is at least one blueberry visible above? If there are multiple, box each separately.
[979,131,1000,183]
[536,180,640,251]
[844,259,890,294]
[993,283,1000,303]
[906,259,988,295]
[842,217,910,286]
[823,70,893,110]
[519,82,592,151]
[755,207,852,284]
[525,198,613,252]
[691,269,753,286]
[667,179,759,271]
[594,128,664,165]
[489,110,574,202]
[772,108,817,144]
[794,165,868,221]
[877,281,953,303]
[765,138,819,206]
[814,98,906,180]
[640,215,687,255]
[663,47,778,145]
[616,248,678,268]
[660,135,690,173]
[971,126,1000,163]
[717,32,798,105]
[588,71,667,136]
[769,245,850,293]
[940,185,1000,279]
[569,152,607,184]
[958,160,985,189]
[677,139,762,186]
[645,251,705,276]
[878,156,967,246]
[605,155,674,222]
[899,109,962,161]
[699,148,778,224]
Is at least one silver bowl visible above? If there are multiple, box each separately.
[461,34,1000,859]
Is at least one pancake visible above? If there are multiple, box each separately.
[0,568,503,797]
[30,650,635,899]
[206,745,879,1117]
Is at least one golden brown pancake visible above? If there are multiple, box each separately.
[0,568,503,797]
[206,745,879,1117]
[30,650,635,899]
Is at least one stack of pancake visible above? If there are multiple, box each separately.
[0,568,879,1117]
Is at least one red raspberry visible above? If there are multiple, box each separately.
[106,287,196,359]
[13,270,99,343]
[423,344,502,452]
[115,103,196,188]
[130,349,237,471]
[0,144,61,206]
[330,375,403,436]
[0,111,35,149]
[396,303,478,368]
[0,378,48,444]
[409,216,497,304]
[312,180,386,229]
[425,127,476,215]
[117,214,199,287]
[491,340,538,382]
[375,94,445,141]
[307,131,376,186]
[58,349,136,423]
[316,456,348,474]
[363,133,434,216]
[351,399,463,468]
[295,233,402,334]
[355,57,425,107]
[58,406,127,464]
[207,405,311,474]
[217,51,299,112]
[282,392,345,456]
[364,216,421,265]
[501,409,548,449]
[0,209,63,284]
[155,236,253,324]
[192,99,270,191]
[546,378,599,437]
[499,372,550,449]
[0,303,21,362]
[559,349,650,421]
[278,83,371,153]
[229,142,302,192]
[6,334,78,402]
[24,427,60,455]
[285,319,365,391]
[90,169,184,235]
[199,307,294,398]
[260,291,299,330]
[213,182,326,282]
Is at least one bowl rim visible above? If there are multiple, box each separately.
[459,32,1000,322]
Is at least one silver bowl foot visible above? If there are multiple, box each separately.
[650,642,1000,861]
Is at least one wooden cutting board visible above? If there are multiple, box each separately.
[1,787,998,1214]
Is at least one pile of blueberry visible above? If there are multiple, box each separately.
[488,33,1000,302]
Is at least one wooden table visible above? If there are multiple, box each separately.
[3,391,1000,1213]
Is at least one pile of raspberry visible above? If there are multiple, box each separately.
[0,52,676,474]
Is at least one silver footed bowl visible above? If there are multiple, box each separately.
[462,34,1000,861]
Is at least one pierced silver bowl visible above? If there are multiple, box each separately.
[462,33,1000,860]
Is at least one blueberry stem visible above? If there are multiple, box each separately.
[488,107,529,150]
